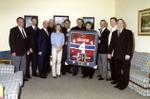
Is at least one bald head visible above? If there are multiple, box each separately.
[43,20,49,28]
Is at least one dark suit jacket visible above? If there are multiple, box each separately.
[62,27,69,42]
[38,29,51,55]
[98,28,110,54]
[108,28,134,60]
[47,27,54,34]
[9,26,28,56]
[71,26,85,31]
[26,26,40,52]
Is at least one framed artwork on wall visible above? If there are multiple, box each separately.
[138,8,150,35]
[53,15,69,26]
[83,17,95,29]
[24,15,38,28]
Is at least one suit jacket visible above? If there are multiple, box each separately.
[98,28,110,54]
[108,28,134,60]
[62,27,69,42]
[38,29,51,55]
[9,26,28,56]
[71,26,85,31]
[47,27,54,34]
[26,26,40,52]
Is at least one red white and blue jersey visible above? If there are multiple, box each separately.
[67,30,98,67]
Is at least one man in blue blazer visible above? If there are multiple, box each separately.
[38,20,51,78]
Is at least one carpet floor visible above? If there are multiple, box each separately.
[21,71,150,99]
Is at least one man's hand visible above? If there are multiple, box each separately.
[12,52,16,56]
[38,51,42,55]
[107,54,112,59]
[125,55,130,60]
[29,48,33,53]
[27,51,30,55]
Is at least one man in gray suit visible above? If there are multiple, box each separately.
[97,20,110,80]
[9,17,28,81]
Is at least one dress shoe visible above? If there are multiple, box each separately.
[39,75,47,79]
[111,81,117,84]
[89,76,93,79]
[82,75,88,78]
[98,77,104,80]
[119,87,126,90]
[62,73,66,75]
[57,75,61,77]
[32,73,38,77]
[73,73,77,76]
[67,71,72,73]
[96,75,101,77]
[106,77,112,81]
[53,76,57,79]
[26,75,31,79]
[24,78,29,81]
[114,85,120,88]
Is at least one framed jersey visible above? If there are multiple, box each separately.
[67,30,98,68]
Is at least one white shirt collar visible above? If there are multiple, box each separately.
[18,26,27,38]
[111,25,118,32]
[18,26,23,31]
[32,25,36,29]
[43,28,47,32]
[99,27,106,33]
[118,28,123,33]
[102,27,106,32]
[43,28,49,36]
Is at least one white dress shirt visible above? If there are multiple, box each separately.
[108,25,117,45]
[18,26,27,38]
[43,28,49,36]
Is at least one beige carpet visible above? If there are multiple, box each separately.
[21,72,150,99]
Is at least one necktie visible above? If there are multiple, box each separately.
[22,29,26,39]
[99,29,102,34]
[118,30,121,37]
[45,29,49,36]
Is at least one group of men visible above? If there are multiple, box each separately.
[97,18,134,90]
[9,16,134,90]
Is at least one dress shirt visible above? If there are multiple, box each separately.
[108,25,117,45]
[18,26,27,38]
[43,28,49,36]
[51,32,65,48]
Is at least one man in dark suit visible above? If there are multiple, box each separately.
[97,20,110,80]
[61,19,72,75]
[47,19,55,34]
[108,19,134,90]
[38,20,51,79]
[70,18,85,76]
[26,17,40,78]
[9,17,28,81]
[108,17,118,83]
[47,19,54,73]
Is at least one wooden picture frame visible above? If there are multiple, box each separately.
[53,15,69,26]
[138,8,150,35]
[83,17,95,29]
[24,15,38,28]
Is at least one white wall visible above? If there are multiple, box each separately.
[115,0,150,53]
[0,0,115,51]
